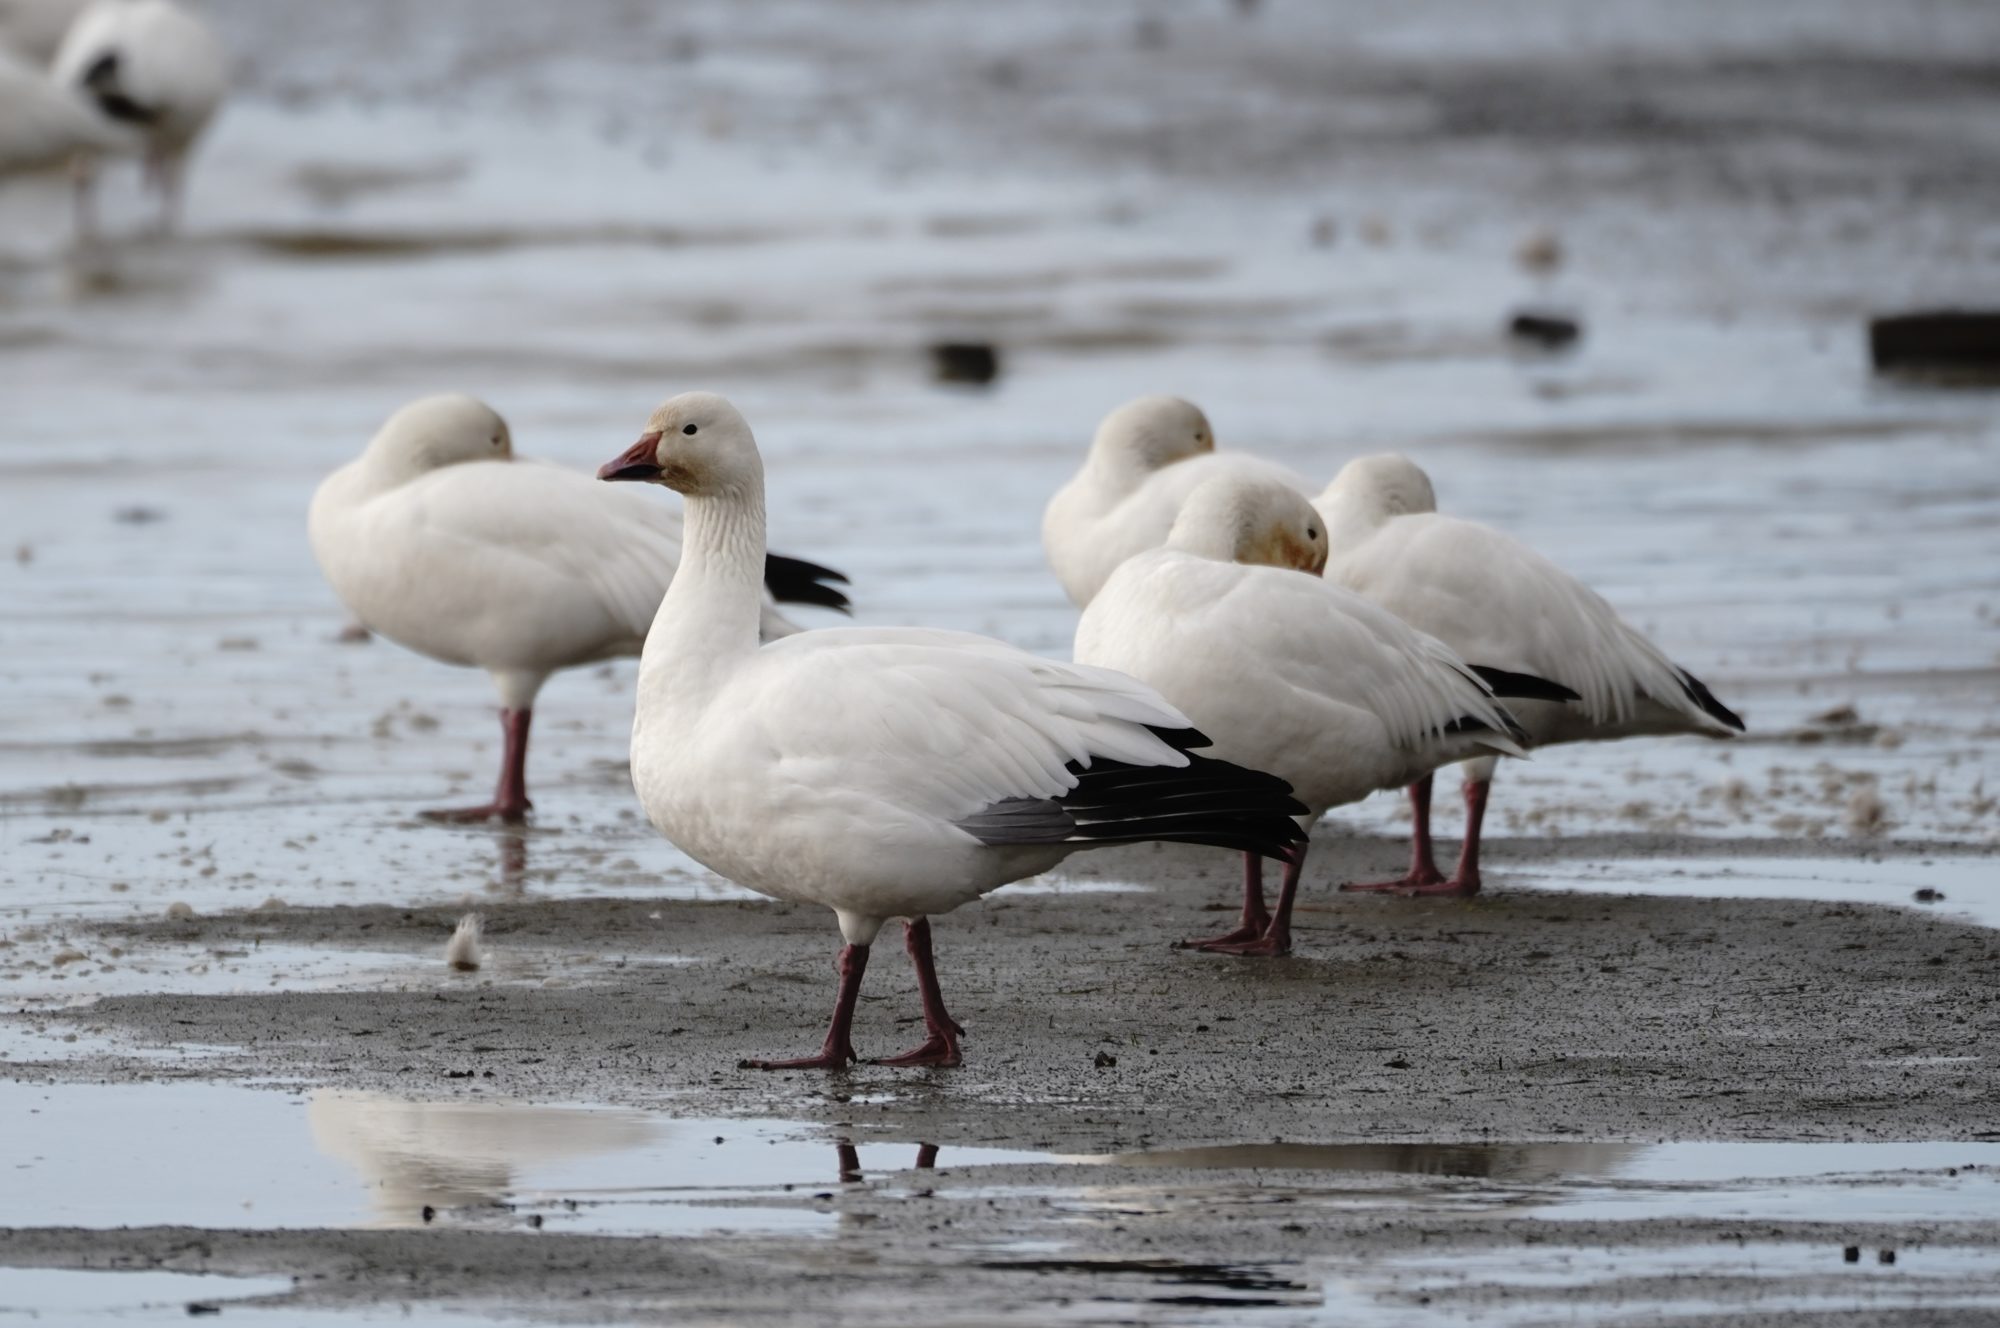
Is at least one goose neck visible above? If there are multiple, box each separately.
[640,479,767,699]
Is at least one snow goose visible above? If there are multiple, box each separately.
[309,393,850,824]
[1042,395,1313,606]
[1316,454,1745,895]
[51,0,226,233]
[598,392,1309,1068]
[1075,475,1572,955]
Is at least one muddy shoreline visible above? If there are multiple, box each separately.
[13,837,1997,1149]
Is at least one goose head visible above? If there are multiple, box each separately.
[1086,395,1215,479]
[599,391,761,497]
[1318,453,1437,522]
[361,394,512,479]
[1167,475,1328,575]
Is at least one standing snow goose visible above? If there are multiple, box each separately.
[1075,475,1573,955]
[1042,395,1313,607]
[1316,454,1745,895]
[309,393,850,824]
[51,0,226,234]
[598,392,1308,1069]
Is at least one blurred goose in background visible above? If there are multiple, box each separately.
[1316,454,1745,895]
[599,393,1307,1068]
[51,0,226,233]
[310,393,850,824]
[1075,475,1571,955]
[1043,395,1313,606]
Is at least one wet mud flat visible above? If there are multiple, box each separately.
[12,840,2000,1143]
[5,842,2000,1323]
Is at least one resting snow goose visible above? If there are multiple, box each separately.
[1315,454,1745,895]
[598,392,1308,1068]
[1075,475,1573,954]
[1042,395,1313,607]
[51,0,227,232]
[309,393,850,824]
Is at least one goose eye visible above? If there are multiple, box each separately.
[682,423,698,436]
[490,435,502,447]
[1307,526,1319,539]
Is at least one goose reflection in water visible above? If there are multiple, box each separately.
[1063,1141,1642,1183]
[1046,1141,1645,1222]
[308,1092,659,1226]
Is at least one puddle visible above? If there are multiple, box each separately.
[0,940,423,1010]
[8,1081,1998,1236]
[1322,1243,2000,1327]
[0,1082,1032,1236]
[1514,854,2000,931]
[0,1267,475,1326]
[0,1269,293,1318]
[5,1081,2000,1323]
[1059,1138,2000,1226]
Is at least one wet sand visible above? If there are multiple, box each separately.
[15,836,2000,1144]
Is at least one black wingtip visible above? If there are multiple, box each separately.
[1064,749,1308,859]
[81,51,162,126]
[762,552,852,614]
[1677,668,1746,732]
[956,739,1308,862]
[1468,665,1582,704]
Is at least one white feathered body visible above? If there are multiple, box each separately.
[52,0,225,153]
[0,42,133,171]
[1321,510,1725,747]
[1043,451,1310,606]
[310,456,794,710]
[631,621,1204,936]
[1075,550,1520,819]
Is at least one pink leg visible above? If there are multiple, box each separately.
[742,943,868,1070]
[875,917,964,1067]
[146,150,184,236]
[70,153,100,248]
[1180,852,1271,948]
[1198,844,1307,957]
[1399,778,1488,896]
[1342,774,1449,892]
[424,709,534,823]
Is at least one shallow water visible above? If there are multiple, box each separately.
[0,1268,295,1318]
[6,1082,1999,1322]
[9,1080,2000,1234]
[1515,851,2000,931]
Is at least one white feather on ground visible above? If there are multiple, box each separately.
[445,915,483,972]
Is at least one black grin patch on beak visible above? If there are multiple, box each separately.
[598,460,664,482]
[598,432,666,482]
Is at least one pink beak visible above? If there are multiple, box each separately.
[598,432,664,482]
